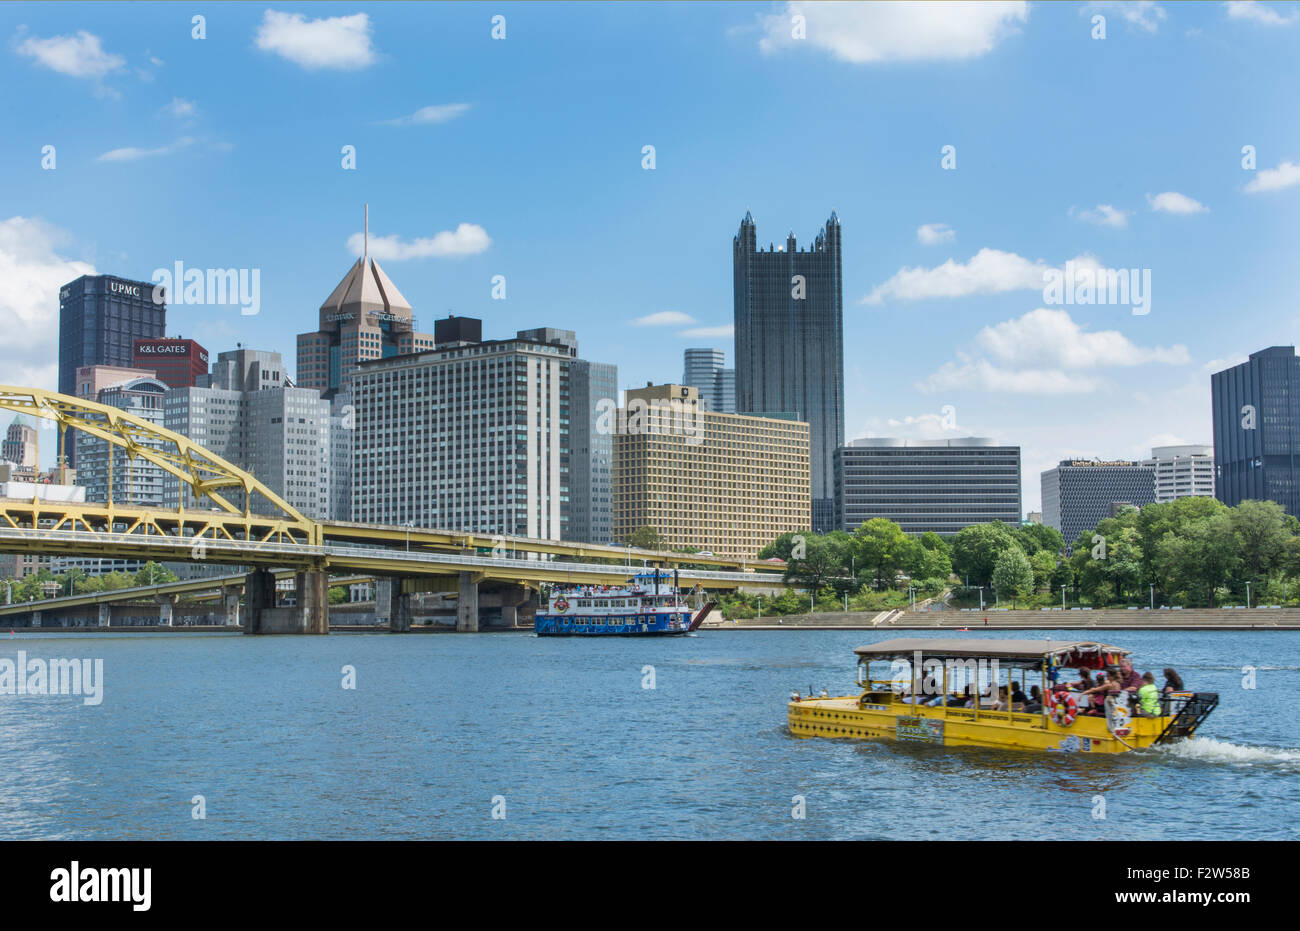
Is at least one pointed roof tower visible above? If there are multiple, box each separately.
[319,205,414,328]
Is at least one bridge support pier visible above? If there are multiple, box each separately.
[376,578,412,632]
[159,601,173,627]
[456,572,479,632]
[243,568,329,634]
[98,603,111,628]
[223,589,240,627]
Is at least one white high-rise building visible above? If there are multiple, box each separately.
[351,324,572,538]
[1145,444,1214,503]
[163,349,351,521]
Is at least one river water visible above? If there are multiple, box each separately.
[1,628,1296,839]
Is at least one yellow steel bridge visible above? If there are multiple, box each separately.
[0,386,785,592]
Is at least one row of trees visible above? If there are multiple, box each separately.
[1066,497,1300,607]
[2,562,179,603]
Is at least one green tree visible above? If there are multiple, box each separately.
[1016,523,1065,556]
[625,526,663,550]
[1028,550,1057,592]
[991,547,1033,608]
[1153,512,1240,606]
[133,562,178,587]
[853,518,910,588]
[328,586,348,604]
[950,521,1021,588]
[1230,499,1289,589]
[785,534,844,593]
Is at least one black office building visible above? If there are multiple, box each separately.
[58,274,166,464]
[1211,346,1300,517]
[733,211,844,532]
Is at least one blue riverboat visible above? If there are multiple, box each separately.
[534,570,712,637]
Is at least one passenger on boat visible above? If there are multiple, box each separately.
[1010,682,1028,705]
[1136,672,1162,717]
[945,685,973,707]
[1161,667,1185,694]
[1117,658,1144,694]
[1023,685,1044,714]
[1079,671,1121,715]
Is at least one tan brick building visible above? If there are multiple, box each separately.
[613,384,810,559]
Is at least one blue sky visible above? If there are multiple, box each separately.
[2,1,1299,511]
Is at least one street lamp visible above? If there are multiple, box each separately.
[1246,580,1251,609]
[1061,584,1067,609]
[1149,583,1154,610]
[976,586,985,610]
[405,521,414,552]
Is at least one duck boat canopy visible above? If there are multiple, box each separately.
[853,638,1131,669]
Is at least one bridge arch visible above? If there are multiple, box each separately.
[0,385,317,542]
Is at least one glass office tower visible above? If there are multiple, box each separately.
[733,211,844,531]
[1212,346,1300,517]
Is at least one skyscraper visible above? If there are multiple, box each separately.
[682,348,736,413]
[350,321,572,538]
[1212,347,1300,517]
[733,211,844,531]
[164,349,349,521]
[569,358,618,544]
[58,274,167,464]
[296,234,435,400]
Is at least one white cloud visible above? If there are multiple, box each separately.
[1085,2,1167,33]
[976,308,1190,368]
[917,308,1189,395]
[96,137,196,162]
[1245,160,1300,193]
[16,30,124,79]
[377,103,471,127]
[916,223,955,245]
[1224,1,1299,26]
[348,223,491,260]
[0,217,95,390]
[1204,354,1248,372]
[1147,191,1208,214]
[160,97,198,120]
[631,311,697,327]
[862,248,1102,304]
[679,324,735,339]
[254,10,377,70]
[1072,204,1130,228]
[758,1,1028,63]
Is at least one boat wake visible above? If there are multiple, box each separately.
[1154,736,1300,767]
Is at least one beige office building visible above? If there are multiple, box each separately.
[613,384,810,559]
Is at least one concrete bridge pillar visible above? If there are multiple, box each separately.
[243,568,329,634]
[456,572,479,632]
[159,601,174,627]
[97,603,111,628]
[31,611,41,628]
[223,589,241,627]
[376,577,413,632]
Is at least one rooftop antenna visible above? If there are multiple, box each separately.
[364,203,369,264]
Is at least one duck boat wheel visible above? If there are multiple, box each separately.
[788,638,1218,754]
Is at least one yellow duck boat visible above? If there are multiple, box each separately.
[788,638,1218,754]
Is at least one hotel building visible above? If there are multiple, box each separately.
[612,383,810,559]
